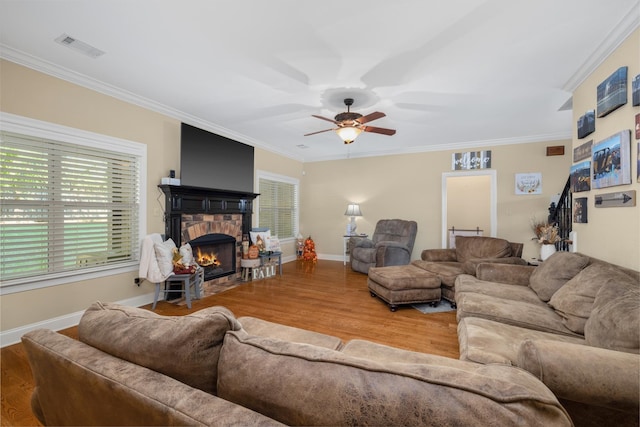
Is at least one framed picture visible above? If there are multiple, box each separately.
[570,161,591,192]
[597,66,628,118]
[637,142,640,183]
[592,130,631,189]
[573,197,588,223]
[577,110,595,139]
[636,113,640,140]
[573,139,593,162]
[633,73,640,106]
[515,173,542,195]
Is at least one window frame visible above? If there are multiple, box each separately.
[0,113,147,295]
[255,170,299,243]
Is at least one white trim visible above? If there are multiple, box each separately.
[441,170,497,248]
[563,4,640,91]
[0,293,155,348]
[0,113,147,293]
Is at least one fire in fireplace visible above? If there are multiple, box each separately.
[188,233,236,281]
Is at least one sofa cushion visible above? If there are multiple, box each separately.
[238,316,343,350]
[548,264,626,334]
[78,301,241,395]
[456,292,578,336]
[217,330,572,426]
[457,317,586,365]
[528,252,589,301]
[411,260,464,286]
[455,236,512,263]
[455,274,543,305]
[584,274,640,354]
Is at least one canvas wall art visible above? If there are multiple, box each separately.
[592,130,631,189]
[577,110,595,139]
[596,66,627,118]
[573,197,587,223]
[570,161,591,192]
[515,173,542,195]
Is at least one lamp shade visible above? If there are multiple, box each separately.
[344,203,362,217]
[336,126,362,144]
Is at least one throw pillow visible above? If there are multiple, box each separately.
[455,236,511,263]
[154,238,177,277]
[584,272,640,354]
[78,301,242,395]
[250,230,271,250]
[179,242,194,266]
[548,264,620,334]
[528,252,589,302]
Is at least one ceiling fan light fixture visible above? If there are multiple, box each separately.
[336,126,362,144]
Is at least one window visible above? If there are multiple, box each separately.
[0,114,145,292]
[257,171,298,240]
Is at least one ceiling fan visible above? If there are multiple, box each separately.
[304,98,396,144]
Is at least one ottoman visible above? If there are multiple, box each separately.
[368,264,441,311]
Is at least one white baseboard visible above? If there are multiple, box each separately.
[0,293,155,348]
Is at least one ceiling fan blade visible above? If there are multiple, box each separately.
[312,114,339,124]
[304,128,336,136]
[362,126,396,136]
[356,111,385,124]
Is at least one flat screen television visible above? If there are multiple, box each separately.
[180,123,254,193]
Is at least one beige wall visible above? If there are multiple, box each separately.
[301,140,571,264]
[571,29,639,270]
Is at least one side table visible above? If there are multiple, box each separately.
[343,234,368,265]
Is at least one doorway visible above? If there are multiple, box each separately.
[441,170,497,248]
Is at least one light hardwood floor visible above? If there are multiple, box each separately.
[1,259,458,426]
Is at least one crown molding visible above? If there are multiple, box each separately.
[563,2,640,91]
[0,44,305,163]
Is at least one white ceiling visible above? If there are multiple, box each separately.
[1,1,639,162]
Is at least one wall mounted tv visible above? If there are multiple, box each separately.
[180,123,254,193]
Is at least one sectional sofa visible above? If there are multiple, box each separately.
[455,252,640,427]
[22,301,572,426]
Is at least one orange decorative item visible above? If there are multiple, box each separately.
[302,236,317,263]
[248,245,259,259]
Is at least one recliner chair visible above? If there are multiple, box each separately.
[350,219,417,274]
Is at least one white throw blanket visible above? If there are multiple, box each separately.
[138,233,171,283]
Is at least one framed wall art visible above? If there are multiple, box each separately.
[592,130,631,189]
[596,66,627,118]
[573,139,593,162]
[570,161,591,192]
[515,173,542,195]
[577,110,595,139]
[633,73,640,106]
[573,197,587,223]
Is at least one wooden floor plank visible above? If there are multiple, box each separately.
[1,260,458,426]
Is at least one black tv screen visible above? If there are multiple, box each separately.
[180,123,254,193]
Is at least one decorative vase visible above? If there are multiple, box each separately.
[540,244,556,261]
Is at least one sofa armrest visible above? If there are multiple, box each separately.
[375,241,412,267]
[22,329,283,426]
[475,263,535,286]
[421,248,457,262]
[352,237,374,249]
[462,257,528,275]
[518,339,640,413]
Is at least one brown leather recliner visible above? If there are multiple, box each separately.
[350,219,417,274]
[412,236,526,307]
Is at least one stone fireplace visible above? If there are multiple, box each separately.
[159,184,258,296]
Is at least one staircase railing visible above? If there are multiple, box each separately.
[548,177,572,252]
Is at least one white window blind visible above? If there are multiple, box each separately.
[257,173,298,240]
[0,129,141,284]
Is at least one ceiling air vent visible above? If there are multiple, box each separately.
[54,33,105,58]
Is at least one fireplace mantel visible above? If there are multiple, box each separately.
[159,184,259,244]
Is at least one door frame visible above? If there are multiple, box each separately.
[441,170,497,248]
